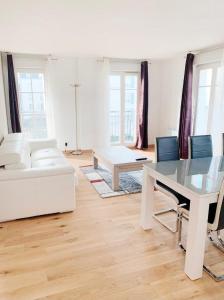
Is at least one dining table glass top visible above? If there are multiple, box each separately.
[145,156,224,195]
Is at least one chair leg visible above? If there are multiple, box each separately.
[217,231,224,249]
[207,230,224,254]
[203,265,224,282]
[153,207,178,233]
[153,203,189,234]
[178,219,224,281]
[178,211,183,247]
[203,230,224,281]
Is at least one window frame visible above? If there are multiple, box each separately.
[109,71,140,146]
[16,67,48,139]
[193,62,220,135]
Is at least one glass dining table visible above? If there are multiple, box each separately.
[140,156,224,280]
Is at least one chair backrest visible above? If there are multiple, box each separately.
[156,136,180,162]
[190,135,213,159]
[210,179,224,231]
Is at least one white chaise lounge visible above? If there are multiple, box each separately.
[0,133,76,222]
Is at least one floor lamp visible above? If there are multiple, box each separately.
[70,83,82,155]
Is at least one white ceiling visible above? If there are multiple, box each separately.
[0,0,224,59]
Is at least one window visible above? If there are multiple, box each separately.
[194,63,221,135]
[194,62,224,155]
[17,71,48,139]
[194,66,213,134]
[109,73,138,144]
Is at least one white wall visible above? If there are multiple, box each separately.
[77,58,100,149]
[47,57,77,150]
[158,55,185,137]
[0,55,8,140]
[13,55,98,150]
[12,50,223,150]
[148,61,162,144]
[11,53,187,149]
[47,57,108,150]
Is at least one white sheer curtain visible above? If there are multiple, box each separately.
[93,58,110,148]
[210,50,224,155]
[45,59,56,139]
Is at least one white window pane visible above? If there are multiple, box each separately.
[216,67,223,87]
[110,75,120,89]
[31,73,44,92]
[109,73,138,145]
[110,90,120,111]
[125,90,137,106]
[20,93,33,113]
[125,75,137,89]
[125,90,137,143]
[33,93,45,112]
[17,73,32,92]
[210,71,224,135]
[110,89,120,143]
[22,115,47,139]
[199,69,212,86]
[195,87,211,134]
[21,115,33,138]
[32,115,47,139]
[110,111,120,143]
[22,115,33,133]
[18,71,47,139]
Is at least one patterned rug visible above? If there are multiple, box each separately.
[80,165,143,198]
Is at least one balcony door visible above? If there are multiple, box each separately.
[16,70,48,139]
[194,62,224,154]
[109,73,138,145]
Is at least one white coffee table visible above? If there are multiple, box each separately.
[93,146,152,191]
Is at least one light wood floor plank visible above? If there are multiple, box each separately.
[0,150,224,299]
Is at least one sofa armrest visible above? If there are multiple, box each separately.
[29,138,58,153]
[0,165,74,181]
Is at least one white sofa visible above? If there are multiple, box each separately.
[0,133,76,222]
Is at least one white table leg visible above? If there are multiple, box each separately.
[93,156,98,169]
[112,166,119,191]
[140,167,154,230]
[184,196,210,280]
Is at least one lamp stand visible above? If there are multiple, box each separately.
[70,83,82,155]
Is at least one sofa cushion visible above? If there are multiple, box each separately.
[4,145,31,170]
[0,135,31,169]
[5,162,28,170]
[32,157,70,168]
[31,148,63,162]
[4,133,25,142]
[0,141,23,166]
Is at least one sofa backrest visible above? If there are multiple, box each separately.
[0,133,31,169]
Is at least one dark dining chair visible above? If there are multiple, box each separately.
[189,135,213,159]
[178,179,224,281]
[154,136,190,232]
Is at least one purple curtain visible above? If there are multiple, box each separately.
[178,53,194,159]
[7,54,21,133]
[136,61,148,149]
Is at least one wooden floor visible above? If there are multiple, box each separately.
[1,150,224,300]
